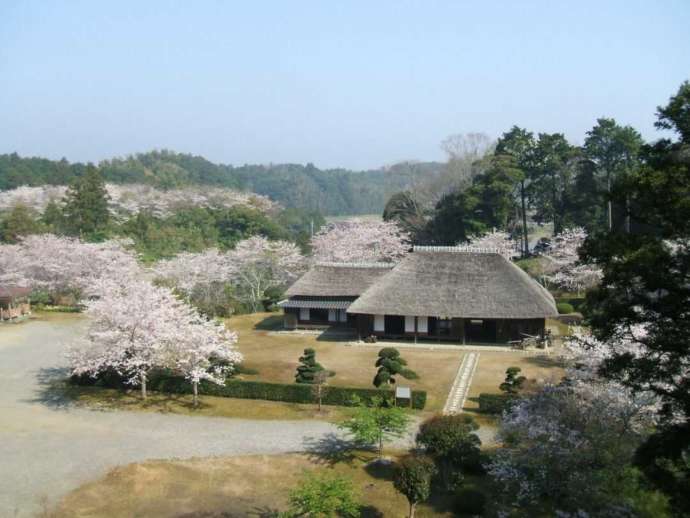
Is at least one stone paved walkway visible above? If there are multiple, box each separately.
[442,352,480,414]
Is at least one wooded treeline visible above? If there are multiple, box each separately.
[384,119,646,252]
[0,164,325,262]
[0,152,444,216]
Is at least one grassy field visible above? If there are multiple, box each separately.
[52,452,466,518]
[228,313,466,413]
[230,313,565,412]
[67,384,350,422]
[68,312,565,421]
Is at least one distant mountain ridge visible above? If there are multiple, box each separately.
[0,151,445,216]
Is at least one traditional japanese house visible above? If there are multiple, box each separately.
[0,286,32,322]
[279,262,393,329]
[282,247,558,343]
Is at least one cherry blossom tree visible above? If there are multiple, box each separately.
[153,248,233,314]
[311,219,410,263]
[0,234,141,299]
[0,184,278,219]
[487,327,662,516]
[542,227,602,293]
[465,230,520,259]
[227,236,306,312]
[153,237,305,313]
[68,276,241,402]
[487,380,659,515]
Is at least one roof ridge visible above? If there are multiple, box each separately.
[315,261,394,268]
[413,245,502,254]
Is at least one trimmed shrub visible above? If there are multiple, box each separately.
[373,347,418,387]
[233,364,260,376]
[295,348,325,384]
[454,487,487,515]
[477,393,514,414]
[70,371,427,409]
[557,302,575,314]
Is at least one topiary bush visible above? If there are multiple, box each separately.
[454,487,487,515]
[557,302,575,314]
[295,348,325,384]
[373,347,418,387]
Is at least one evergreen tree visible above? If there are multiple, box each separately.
[0,204,45,243]
[41,200,67,234]
[295,348,324,384]
[582,82,690,514]
[529,133,577,234]
[499,366,526,395]
[394,455,437,518]
[583,118,643,231]
[495,126,535,256]
[62,164,110,238]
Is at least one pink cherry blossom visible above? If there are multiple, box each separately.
[311,218,410,263]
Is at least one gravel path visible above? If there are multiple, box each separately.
[0,315,414,517]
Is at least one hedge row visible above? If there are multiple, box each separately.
[477,393,515,414]
[71,371,427,410]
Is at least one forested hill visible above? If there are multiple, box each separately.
[0,151,444,215]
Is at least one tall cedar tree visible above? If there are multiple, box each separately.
[62,164,110,238]
[495,126,535,256]
[529,133,577,234]
[581,81,690,514]
[583,118,643,232]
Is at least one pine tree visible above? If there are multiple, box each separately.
[295,348,324,384]
[499,367,526,395]
[62,164,110,238]
[373,347,418,387]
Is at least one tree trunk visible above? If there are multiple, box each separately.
[140,371,147,400]
[317,387,322,412]
[378,431,383,459]
[521,181,529,256]
[409,501,416,518]
[192,381,199,407]
[552,171,559,235]
[625,195,631,233]
[607,174,613,231]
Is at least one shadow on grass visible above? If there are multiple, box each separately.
[363,459,396,481]
[315,328,356,343]
[253,315,284,331]
[302,432,370,466]
[522,354,566,369]
[175,508,281,518]
[28,368,212,414]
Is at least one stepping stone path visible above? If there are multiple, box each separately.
[442,353,480,415]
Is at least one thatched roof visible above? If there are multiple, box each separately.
[0,285,31,302]
[286,262,393,298]
[347,249,557,319]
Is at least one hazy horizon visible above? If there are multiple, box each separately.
[2,1,689,170]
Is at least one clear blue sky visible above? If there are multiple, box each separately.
[1,1,688,170]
